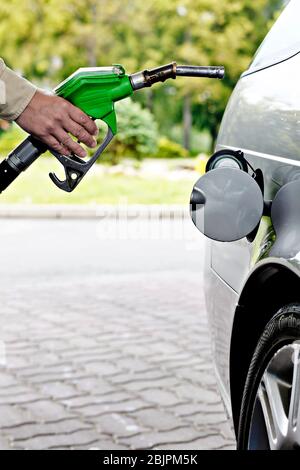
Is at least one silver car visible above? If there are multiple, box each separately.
[191,0,300,450]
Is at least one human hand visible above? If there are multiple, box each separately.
[16,90,98,157]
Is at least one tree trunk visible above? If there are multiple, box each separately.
[147,89,154,114]
[183,94,192,151]
[210,119,219,153]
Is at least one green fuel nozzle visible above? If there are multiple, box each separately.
[0,62,224,193]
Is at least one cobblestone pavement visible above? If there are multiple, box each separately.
[0,218,235,450]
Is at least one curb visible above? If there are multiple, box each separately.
[0,204,190,219]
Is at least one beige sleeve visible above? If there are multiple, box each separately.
[0,58,37,121]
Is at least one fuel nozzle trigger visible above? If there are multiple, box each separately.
[49,126,114,192]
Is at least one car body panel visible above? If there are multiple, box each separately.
[205,8,300,420]
[218,51,300,196]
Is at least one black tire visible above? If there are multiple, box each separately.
[237,303,300,450]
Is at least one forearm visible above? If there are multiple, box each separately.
[0,58,37,121]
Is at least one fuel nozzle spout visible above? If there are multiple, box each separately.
[130,62,225,90]
[176,65,225,79]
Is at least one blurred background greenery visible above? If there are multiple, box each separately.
[0,0,284,204]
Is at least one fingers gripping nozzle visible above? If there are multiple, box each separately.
[130,62,225,90]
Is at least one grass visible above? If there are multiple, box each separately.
[0,157,194,205]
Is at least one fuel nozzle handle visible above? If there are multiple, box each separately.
[0,136,47,193]
[130,62,225,90]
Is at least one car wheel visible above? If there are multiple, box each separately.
[237,304,300,450]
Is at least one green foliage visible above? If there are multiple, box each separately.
[0,0,284,148]
[97,98,158,163]
[114,98,158,158]
[168,125,212,155]
[0,124,26,156]
[155,137,188,159]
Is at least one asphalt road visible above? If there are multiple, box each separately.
[0,218,235,449]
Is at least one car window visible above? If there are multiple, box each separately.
[247,0,300,73]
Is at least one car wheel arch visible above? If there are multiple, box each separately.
[229,259,300,435]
